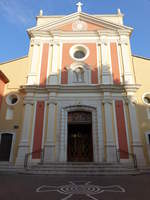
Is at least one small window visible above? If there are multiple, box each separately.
[5,107,13,120]
[6,93,19,106]
[144,97,150,104]
[142,93,150,106]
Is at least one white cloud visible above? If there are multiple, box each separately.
[0,0,34,26]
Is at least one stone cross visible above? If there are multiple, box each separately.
[76,2,83,12]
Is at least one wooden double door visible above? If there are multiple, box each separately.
[68,123,93,162]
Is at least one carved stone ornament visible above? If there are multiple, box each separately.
[72,20,88,31]
[30,39,41,46]
[118,38,128,45]
[68,111,92,123]
[102,100,112,105]
[128,96,138,105]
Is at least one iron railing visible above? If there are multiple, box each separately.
[116,148,137,169]
[24,148,45,169]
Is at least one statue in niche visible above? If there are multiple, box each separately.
[74,67,84,82]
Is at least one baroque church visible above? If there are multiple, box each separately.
[0,3,150,170]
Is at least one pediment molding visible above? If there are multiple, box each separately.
[28,12,133,38]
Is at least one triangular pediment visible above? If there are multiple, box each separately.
[28,12,132,35]
[53,19,105,32]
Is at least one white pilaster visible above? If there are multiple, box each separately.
[97,102,104,162]
[27,42,40,85]
[44,101,57,162]
[104,99,117,162]
[128,97,145,166]
[16,102,33,165]
[49,43,59,85]
[119,37,133,84]
[100,40,111,84]
[46,43,53,85]
[96,43,101,84]
[59,108,67,162]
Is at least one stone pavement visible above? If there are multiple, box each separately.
[0,173,149,200]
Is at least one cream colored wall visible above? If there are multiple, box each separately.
[0,56,29,92]
[0,56,30,162]
[133,55,150,163]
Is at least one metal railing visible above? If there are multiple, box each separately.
[24,148,45,169]
[116,148,137,169]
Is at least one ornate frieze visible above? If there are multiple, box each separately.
[68,111,92,123]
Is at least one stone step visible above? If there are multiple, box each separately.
[24,162,139,175]
[24,169,139,176]
[36,162,132,165]
[26,169,137,174]
[34,162,133,166]
[32,164,133,169]
[0,162,140,175]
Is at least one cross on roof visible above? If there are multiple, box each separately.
[76,2,83,12]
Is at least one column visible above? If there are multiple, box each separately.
[59,108,67,162]
[97,102,104,162]
[119,37,133,84]
[49,43,59,85]
[103,99,117,162]
[44,101,57,162]
[16,102,33,165]
[128,97,145,166]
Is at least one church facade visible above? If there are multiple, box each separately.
[0,4,150,168]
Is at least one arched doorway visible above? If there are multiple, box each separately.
[67,111,93,162]
[0,133,13,161]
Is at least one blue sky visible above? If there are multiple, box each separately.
[0,0,150,63]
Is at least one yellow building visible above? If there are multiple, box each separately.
[0,3,150,171]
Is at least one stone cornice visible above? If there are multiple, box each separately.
[28,28,132,39]
[124,84,141,93]
[19,84,140,94]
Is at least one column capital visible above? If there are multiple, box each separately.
[51,41,60,46]
[30,39,41,46]
[118,39,128,46]
[49,43,53,47]
[23,100,34,105]
[99,41,108,46]
[124,99,129,105]
[128,96,138,105]
[47,101,57,106]
[102,99,112,105]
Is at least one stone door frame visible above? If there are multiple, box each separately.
[58,104,104,162]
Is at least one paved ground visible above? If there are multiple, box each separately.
[0,173,150,200]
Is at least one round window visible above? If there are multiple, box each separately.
[74,51,85,59]
[142,93,150,105]
[6,94,19,106]
[70,45,89,61]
